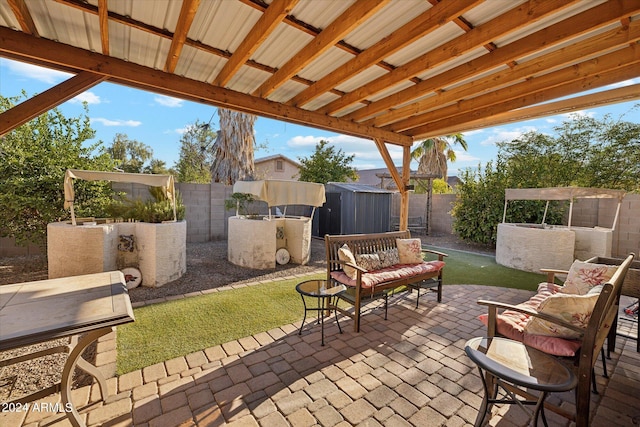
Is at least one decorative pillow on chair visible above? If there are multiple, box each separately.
[524,291,601,339]
[356,253,382,271]
[338,244,358,279]
[396,238,423,264]
[560,260,617,295]
[377,248,400,268]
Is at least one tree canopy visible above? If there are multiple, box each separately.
[0,93,116,245]
[297,140,358,184]
[175,120,216,183]
[107,133,154,173]
[452,109,640,246]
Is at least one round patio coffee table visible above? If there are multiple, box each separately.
[296,279,345,345]
[465,337,577,427]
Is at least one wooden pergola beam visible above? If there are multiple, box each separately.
[346,0,640,124]
[372,20,640,130]
[252,0,388,98]
[397,44,640,134]
[0,71,106,136]
[0,27,412,146]
[287,0,480,108]
[213,0,298,87]
[165,0,201,73]
[410,63,640,138]
[98,0,109,55]
[419,83,640,138]
[326,0,574,117]
[7,0,38,36]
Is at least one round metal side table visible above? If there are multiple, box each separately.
[296,279,345,345]
[465,337,577,427]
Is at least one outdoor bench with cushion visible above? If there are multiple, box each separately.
[325,230,447,332]
[477,253,635,427]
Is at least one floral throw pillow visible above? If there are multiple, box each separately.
[396,238,423,264]
[377,248,400,268]
[560,260,617,295]
[524,291,601,339]
[338,244,358,279]
[356,253,382,271]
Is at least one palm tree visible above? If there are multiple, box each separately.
[210,109,257,185]
[411,133,468,180]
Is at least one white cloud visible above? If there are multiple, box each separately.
[478,126,538,146]
[70,91,101,104]
[287,134,404,164]
[6,60,70,84]
[560,110,596,119]
[452,150,480,163]
[154,95,184,107]
[91,117,142,127]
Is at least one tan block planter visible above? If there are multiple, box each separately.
[47,220,186,287]
[496,223,575,273]
[228,216,312,269]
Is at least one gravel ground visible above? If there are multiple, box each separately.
[0,233,493,402]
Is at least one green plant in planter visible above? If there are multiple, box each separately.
[224,192,261,218]
[107,187,185,223]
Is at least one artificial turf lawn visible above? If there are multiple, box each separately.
[117,248,546,373]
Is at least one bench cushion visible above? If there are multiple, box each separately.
[331,261,445,290]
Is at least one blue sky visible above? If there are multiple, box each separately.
[2,58,638,176]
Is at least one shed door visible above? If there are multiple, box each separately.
[319,193,341,236]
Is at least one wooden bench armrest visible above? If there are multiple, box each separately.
[422,248,448,261]
[477,299,586,336]
[539,268,569,283]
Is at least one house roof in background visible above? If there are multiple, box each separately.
[1,0,638,145]
[255,154,300,166]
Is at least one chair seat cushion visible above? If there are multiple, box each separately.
[331,261,445,290]
[478,284,583,357]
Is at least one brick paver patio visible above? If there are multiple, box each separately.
[2,284,639,426]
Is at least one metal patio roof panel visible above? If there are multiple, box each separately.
[193,0,262,55]
[382,23,465,69]
[288,0,354,31]
[250,23,313,70]
[341,0,431,50]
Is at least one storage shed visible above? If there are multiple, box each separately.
[315,183,393,237]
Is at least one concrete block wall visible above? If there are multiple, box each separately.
[0,237,42,257]
[431,194,456,234]
[614,194,640,258]
[1,187,637,259]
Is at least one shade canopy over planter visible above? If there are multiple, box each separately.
[63,169,176,225]
[233,180,325,218]
[233,180,325,208]
[503,186,626,228]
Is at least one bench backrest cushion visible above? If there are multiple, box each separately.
[396,238,423,264]
[326,231,412,274]
[338,244,358,279]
